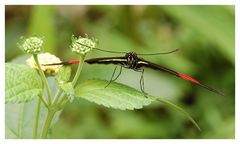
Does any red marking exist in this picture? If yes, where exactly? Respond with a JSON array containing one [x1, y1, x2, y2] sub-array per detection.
[[68, 60, 80, 64], [178, 73, 200, 85]]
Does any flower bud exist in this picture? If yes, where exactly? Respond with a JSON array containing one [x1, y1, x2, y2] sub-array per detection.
[[70, 35, 97, 55], [17, 36, 44, 54]]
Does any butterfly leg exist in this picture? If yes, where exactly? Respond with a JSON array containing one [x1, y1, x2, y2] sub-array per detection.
[[139, 69, 147, 97], [135, 69, 147, 97], [105, 66, 123, 88]]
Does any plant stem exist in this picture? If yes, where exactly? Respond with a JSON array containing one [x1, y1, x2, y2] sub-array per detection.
[[56, 54, 86, 107], [41, 110, 56, 138], [33, 97, 41, 138], [72, 54, 86, 86], [53, 55, 86, 109], [52, 89, 63, 106], [58, 94, 68, 106], [40, 54, 86, 139], [33, 54, 52, 105], [38, 94, 48, 108]]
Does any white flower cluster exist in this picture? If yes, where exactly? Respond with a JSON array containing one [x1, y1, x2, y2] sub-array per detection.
[[26, 52, 62, 75], [18, 36, 44, 54], [70, 35, 97, 55]]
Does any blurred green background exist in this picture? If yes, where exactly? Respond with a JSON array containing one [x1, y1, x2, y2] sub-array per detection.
[[5, 5, 235, 138]]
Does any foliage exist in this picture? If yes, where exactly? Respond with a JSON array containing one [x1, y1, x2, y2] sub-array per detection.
[[75, 79, 152, 110], [5, 63, 42, 103]]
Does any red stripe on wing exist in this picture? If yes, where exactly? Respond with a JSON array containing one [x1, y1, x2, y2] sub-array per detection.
[[178, 73, 224, 96], [178, 73, 200, 85], [68, 60, 80, 64]]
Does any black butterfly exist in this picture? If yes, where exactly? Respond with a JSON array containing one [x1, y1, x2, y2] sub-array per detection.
[[45, 49, 224, 96]]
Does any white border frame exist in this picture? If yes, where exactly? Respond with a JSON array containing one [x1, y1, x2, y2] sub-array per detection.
[[1, 1, 238, 144]]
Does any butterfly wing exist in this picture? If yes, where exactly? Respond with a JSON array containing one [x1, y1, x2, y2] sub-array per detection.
[[138, 58, 224, 96], [44, 57, 127, 66], [85, 57, 127, 66]]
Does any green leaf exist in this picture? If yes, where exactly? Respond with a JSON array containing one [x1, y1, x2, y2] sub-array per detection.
[[55, 66, 71, 83], [60, 82, 75, 102], [75, 79, 152, 110], [5, 98, 62, 138], [149, 96, 201, 131], [5, 63, 43, 103], [75, 79, 199, 130], [61, 82, 74, 95], [5, 124, 18, 138]]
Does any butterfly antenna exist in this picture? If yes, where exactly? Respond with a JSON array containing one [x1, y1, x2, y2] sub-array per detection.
[[93, 48, 126, 54], [76, 42, 97, 49], [138, 49, 179, 55], [76, 42, 126, 54], [76, 41, 179, 55]]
